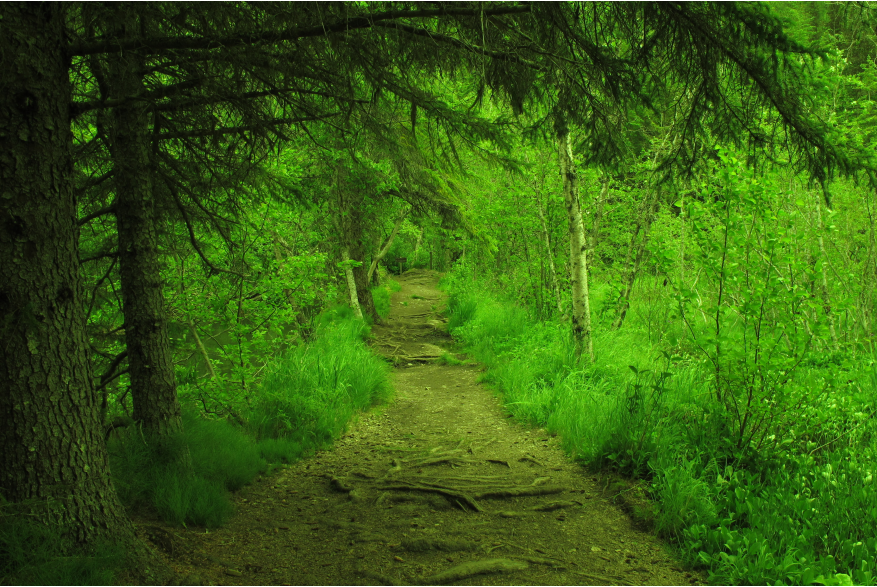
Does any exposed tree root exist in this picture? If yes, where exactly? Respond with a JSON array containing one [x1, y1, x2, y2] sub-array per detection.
[[329, 476, 353, 492], [416, 558, 528, 585], [569, 569, 635, 585], [497, 510, 530, 518], [378, 483, 483, 512], [401, 538, 480, 552], [473, 485, 564, 499], [355, 566, 401, 586], [416, 473, 526, 482], [407, 456, 476, 468], [513, 554, 568, 569], [530, 500, 581, 511]]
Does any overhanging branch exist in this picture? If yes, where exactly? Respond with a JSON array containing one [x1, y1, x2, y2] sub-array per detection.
[[68, 5, 532, 56]]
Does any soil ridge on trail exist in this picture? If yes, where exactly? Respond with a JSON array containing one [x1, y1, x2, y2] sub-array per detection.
[[146, 269, 703, 586]]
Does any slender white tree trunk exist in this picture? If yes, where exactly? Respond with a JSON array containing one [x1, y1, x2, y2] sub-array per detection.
[[342, 246, 363, 319], [368, 209, 407, 284], [558, 126, 594, 362], [413, 227, 424, 255]]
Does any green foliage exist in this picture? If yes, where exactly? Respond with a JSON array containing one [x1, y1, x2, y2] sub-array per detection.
[[108, 412, 258, 528], [248, 313, 391, 450], [444, 258, 877, 585], [113, 306, 390, 526], [183, 412, 266, 492], [671, 150, 827, 455], [436, 352, 466, 366], [0, 514, 125, 585], [651, 452, 718, 541], [372, 287, 390, 319], [152, 471, 234, 528]]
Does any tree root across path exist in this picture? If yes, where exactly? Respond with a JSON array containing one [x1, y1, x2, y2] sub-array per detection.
[[329, 442, 571, 515]]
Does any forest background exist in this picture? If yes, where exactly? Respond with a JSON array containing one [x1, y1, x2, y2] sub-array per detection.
[[3, 2, 877, 585]]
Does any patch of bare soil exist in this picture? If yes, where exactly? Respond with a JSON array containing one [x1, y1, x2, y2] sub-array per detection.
[[142, 269, 705, 586]]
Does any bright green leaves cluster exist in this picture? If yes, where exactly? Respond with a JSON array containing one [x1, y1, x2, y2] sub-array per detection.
[[673, 149, 830, 454], [164, 198, 337, 419]]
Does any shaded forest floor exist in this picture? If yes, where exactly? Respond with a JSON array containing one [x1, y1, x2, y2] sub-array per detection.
[[139, 270, 705, 586]]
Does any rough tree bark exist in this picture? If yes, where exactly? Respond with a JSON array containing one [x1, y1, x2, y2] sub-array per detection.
[[335, 167, 375, 320], [105, 6, 185, 437], [557, 123, 594, 362], [0, 1, 137, 548]]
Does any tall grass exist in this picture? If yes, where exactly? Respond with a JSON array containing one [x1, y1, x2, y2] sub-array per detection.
[[443, 269, 877, 586], [107, 309, 392, 530], [109, 412, 253, 527], [248, 309, 392, 450]]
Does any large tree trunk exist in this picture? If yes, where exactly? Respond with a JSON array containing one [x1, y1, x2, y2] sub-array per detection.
[[105, 7, 184, 437], [557, 124, 594, 362], [0, 2, 136, 548], [334, 161, 378, 322]]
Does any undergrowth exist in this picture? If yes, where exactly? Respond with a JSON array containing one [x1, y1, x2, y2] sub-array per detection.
[[4, 305, 393, 584], [442, 267, 877, 586], [107, 309, 390, 529], [0, 512, 125, 586]]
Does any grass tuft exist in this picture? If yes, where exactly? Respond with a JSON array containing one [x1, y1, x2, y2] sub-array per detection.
[[109, 413, 255, 528]]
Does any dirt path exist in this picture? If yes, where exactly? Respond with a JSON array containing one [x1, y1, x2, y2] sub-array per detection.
[[149, 270, 704, 586]]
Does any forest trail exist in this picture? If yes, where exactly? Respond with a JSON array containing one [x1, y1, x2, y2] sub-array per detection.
[[148, 270, 703, 586]]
